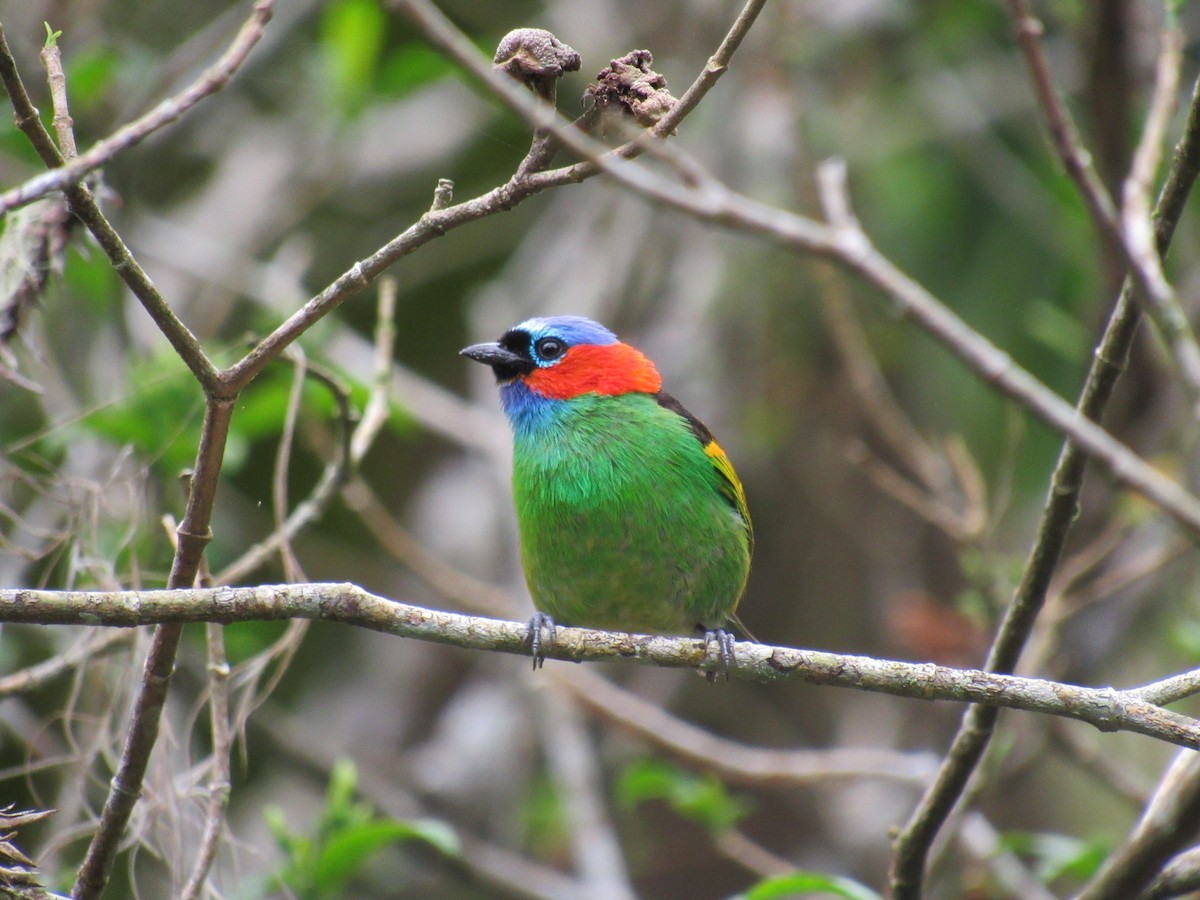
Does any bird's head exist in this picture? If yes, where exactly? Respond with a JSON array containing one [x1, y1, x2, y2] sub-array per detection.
[[461, 316, 662, 403]]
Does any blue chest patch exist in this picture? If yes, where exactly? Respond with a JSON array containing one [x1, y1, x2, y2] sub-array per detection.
[[500, 379, 567, 441]]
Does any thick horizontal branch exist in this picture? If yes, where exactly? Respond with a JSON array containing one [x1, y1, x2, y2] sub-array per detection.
[[4, 583, 1200, 750]]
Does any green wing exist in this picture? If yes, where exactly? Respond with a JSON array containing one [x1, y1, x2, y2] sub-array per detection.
[[655, 392, 753, 554]]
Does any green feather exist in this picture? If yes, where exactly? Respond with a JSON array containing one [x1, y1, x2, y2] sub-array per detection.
[[513, 392, 751, 635]]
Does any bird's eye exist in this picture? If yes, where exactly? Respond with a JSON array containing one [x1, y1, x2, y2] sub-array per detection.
[[535, 337, 565, 361]]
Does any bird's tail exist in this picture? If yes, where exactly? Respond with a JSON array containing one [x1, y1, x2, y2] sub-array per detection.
[[729, 612, 759, 643]]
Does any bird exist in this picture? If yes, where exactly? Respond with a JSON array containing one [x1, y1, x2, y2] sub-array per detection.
[[461, 315, 752, 678]]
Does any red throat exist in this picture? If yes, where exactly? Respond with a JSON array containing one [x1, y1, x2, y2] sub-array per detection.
[[524, 342, 663, 399]]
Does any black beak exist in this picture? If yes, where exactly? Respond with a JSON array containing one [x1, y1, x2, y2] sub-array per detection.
[[461, 341, 534, 380]]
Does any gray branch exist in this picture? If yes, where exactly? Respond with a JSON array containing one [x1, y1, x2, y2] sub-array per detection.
[[4, 583, 1200, 750]]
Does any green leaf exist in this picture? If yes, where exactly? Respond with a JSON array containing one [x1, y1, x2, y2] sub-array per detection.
[[264, 759, 459, 898], [519, 775, 569, 856], [212, 621, 291, 665], [378, 44, 455, 98], [1025, 297, 1087, 362], [741, 872, 882, 900], [65, 47, 119, 112], [1000, 831, 1109, 883], [617, 759, 750, 832], [77, 351, 205, 475], [326, 759, 361, 820], [319, 0, 387, 116], [314, 818, 460, 891], [44, 23, 62, 48], [64, 243, 120, 306], [1170, 618, 1200, 663]]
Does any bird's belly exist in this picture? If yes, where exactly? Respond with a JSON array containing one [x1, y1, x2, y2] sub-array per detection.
[[516, 480, 747, 635]]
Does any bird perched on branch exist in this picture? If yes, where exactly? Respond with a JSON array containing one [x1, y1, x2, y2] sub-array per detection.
[[462, 316, 752, 677]]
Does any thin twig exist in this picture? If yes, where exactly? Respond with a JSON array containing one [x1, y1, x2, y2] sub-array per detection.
[[1133, 667, 1200, 707], [340, 477, 517, 616], [71, 398, 236, 900], [0, 0, 276, 216], [1048, 722, 1150, 807], [161, 503, 232, 900], [0, 629, 131, 699], [553, 667, 938, 786], [1005, 0, 1121, 246], [1145, 846, 1200, 899], [178, 527, 231, 900], [815, 270, 952, 495], [1005, 3, 1200, 414], [40, 34, 77, 159], [350, 276, 397, 466], [214, 285, 389, 587], [273, 348, 309, 582], [177, 619, 232, 900], [0, 26, 221, 392], [535, 691, 635, 899], [1118, 24, 1200, 410], [714, 828, 795, 879], [845, 440, 979, 540]]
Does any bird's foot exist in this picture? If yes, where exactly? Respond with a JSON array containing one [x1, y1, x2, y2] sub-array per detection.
[[527, 612, 557, 670], [701, 628, 736, 683]]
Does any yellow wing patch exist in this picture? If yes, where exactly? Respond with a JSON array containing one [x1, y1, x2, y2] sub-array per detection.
[[704, 439, 753, 551]]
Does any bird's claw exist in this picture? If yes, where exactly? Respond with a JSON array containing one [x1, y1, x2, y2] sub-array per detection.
[[527, 612, 556, 670], [702, 628, 735, 683]]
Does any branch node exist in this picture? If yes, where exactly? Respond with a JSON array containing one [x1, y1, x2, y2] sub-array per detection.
[[176, 525, 214, 545], [1014, 10, 1044, 39], [429, 177, 454, 211], [108, 774, 142, 802], [1096, 687, 1128, 733], [815, 157, 855, 229]]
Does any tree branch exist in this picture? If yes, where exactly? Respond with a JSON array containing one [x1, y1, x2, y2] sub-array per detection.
[[1145, 846, 1200, 899], [2, 584, 1199, 750]]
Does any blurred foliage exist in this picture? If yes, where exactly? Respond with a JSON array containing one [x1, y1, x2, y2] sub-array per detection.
[[265, 759, 460, 899], [998, 831, 1110, 889], [516, 774, 570, 860], [740, 872, 882, 900], [319, 0, 389, 117], [618, 758, 751, 834], [2, 0, 1200, 897]]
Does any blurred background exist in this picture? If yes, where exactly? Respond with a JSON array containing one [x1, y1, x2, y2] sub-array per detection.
[[2, 0, 1200, 897]]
